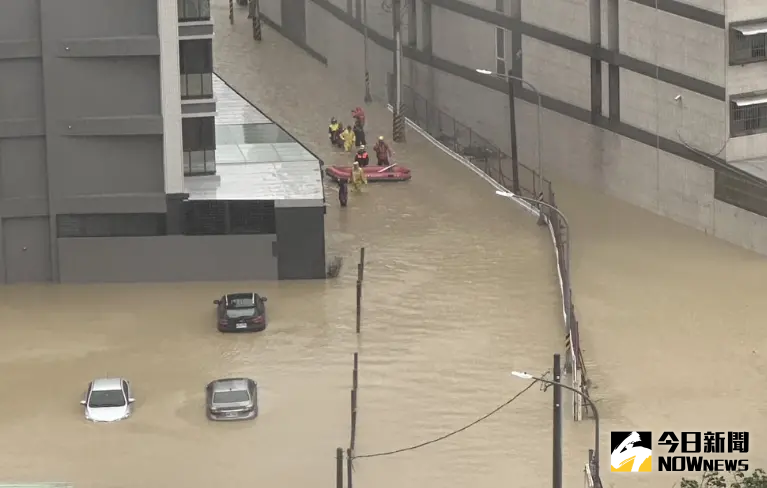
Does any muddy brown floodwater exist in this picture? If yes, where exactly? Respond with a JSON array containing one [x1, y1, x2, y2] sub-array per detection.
[[4, 2, 767, 488]]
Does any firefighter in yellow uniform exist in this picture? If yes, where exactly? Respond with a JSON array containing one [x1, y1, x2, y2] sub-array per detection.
[[341, 125, 356, 152], [350, 161, 367, 192]]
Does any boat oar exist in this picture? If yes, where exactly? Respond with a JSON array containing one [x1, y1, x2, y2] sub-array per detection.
[[377, 163, 398, 173]]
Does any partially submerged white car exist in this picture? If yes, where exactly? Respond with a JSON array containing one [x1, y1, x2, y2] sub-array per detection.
[[80, 378, 135, 422]]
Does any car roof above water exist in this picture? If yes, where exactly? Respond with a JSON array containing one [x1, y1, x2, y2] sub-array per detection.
[[225, 292, 259, 301], [91, 378, 124, 391], [209, 378, 252, 392]]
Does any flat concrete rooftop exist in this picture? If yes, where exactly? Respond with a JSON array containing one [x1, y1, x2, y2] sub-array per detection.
[[184, 74, 324, 206]]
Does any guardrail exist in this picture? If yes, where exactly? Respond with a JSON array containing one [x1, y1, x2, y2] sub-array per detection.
[[399, 84, 592, 421]]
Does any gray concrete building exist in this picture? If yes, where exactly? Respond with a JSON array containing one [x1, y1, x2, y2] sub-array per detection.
[[260, 0, 767, 254], [0, 0, 325, 283]]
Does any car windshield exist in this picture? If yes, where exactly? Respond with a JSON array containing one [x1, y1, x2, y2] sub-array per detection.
[[228, 296, 255, 308], [226, 308, 256, 318], [89, 389, 126, 408], [213, 390, 250, 404]]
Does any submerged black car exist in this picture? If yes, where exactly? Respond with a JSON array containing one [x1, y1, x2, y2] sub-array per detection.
[[214, 293, 268, 332]]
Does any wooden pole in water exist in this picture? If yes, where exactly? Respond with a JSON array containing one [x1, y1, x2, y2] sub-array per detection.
[[336, 447, 343, 488], [347, 448, 354, 488], [350, 389, 357, 451], [356, 247, 365, 333], [228, 0, 234, 24], [355, 271, 362, 333], [353, 352, 359, 390]]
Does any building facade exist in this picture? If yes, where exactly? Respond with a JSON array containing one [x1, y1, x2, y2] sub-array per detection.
[[260, 0, 767, 254], [0, 0, 325, 283]]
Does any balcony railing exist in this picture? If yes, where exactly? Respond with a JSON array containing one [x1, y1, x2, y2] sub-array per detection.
[[180, 73, 213, 100], [184, 150, 216, 176], [178, 0, 211, 21]]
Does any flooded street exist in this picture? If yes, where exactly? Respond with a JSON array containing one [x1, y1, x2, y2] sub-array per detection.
[[4, 3, 767, 488]]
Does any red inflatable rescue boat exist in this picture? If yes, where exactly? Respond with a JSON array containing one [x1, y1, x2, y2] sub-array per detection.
[[325, 164, 412, 183]]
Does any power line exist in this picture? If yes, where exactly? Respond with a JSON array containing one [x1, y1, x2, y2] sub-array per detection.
[[351, 378, 543, 460]]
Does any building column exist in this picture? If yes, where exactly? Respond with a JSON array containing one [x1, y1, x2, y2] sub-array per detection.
[[421, 0, 437, 120], [589, 0, 602, 122], [0, 218, 5, 283], [510, 0, 522, 79], [607, 0, 620, 120], [158, 0, 184, 196]]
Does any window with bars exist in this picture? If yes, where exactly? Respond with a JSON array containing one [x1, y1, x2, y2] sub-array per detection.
[[179, 39, 213, 99], [178, 0, 211, 21], [730, 96, 767, 137], [183, 201, 277, 235], [57, 214, 166, 238], [183, 116, 216, 175], [730, 23, 767, 65]]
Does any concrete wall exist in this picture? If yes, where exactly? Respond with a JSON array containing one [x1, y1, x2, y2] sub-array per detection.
[[58, 235, 278, 283], [275, 205, 326, 279], [0, 0, 170, 282]]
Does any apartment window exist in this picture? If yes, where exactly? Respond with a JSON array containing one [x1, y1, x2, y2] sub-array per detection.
[[495, 0, 504, 12], [56, 214, 166, 238], [183, 116, 216, 175], [178, 0, 211, 21], [495, 27, 506, 75], [179, 39, 213, 99], [730, 23, 767, 64], [730, 95, 767, 137], [183, 201, 276, 235]]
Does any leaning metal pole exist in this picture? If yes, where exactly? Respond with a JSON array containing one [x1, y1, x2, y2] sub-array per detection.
[[392, 0, 405, 142], [363, 0, 372, 103]]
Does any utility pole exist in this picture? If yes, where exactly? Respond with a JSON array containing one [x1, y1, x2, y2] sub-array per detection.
[[362, 0, 372, 103], [391, 0, 405, 142], [553, 353, 563, 488], [506, 69, 520, 193]]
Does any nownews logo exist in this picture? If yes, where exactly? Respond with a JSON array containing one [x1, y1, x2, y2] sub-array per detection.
[[610, 431, 750, 473]]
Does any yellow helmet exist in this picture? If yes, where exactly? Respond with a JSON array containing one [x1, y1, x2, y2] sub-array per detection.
[[379, 136, 384, 141]]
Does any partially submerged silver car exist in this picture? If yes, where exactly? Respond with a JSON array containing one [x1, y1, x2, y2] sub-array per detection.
[[206, 378, 258, 421], [81, 378, 135, 422]]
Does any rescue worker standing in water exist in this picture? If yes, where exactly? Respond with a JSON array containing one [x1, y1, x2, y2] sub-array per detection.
[[328, 118, 341, 147], [355, 145, 370, 167], [341, 125, 356, 152], [338, 178, 348, 207], [353, 120, 366, 147], [373, 136, 392, 166], [350, 161, 367, 192], [352, 107, 365, 128]]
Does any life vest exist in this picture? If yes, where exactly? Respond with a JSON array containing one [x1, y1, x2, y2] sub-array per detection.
[[330, 123, 340, 132], [357, 151, 369, 160]]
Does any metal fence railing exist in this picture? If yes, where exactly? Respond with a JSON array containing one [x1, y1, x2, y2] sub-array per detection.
[[402, 86, 543, 200], [399, 84, 600, 485]]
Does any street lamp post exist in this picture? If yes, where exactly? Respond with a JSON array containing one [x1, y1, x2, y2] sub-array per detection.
[[495, 191, 570, 272], [512, 370, 601, 483], [475, 69, 544, 196]]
